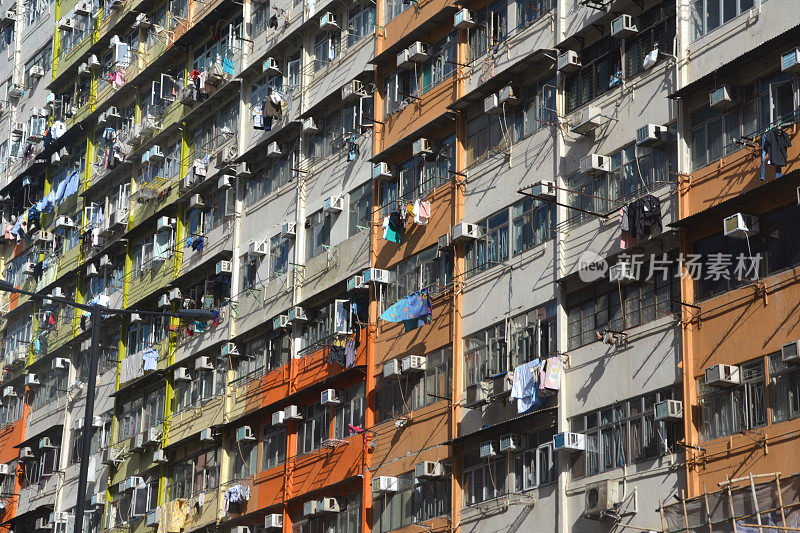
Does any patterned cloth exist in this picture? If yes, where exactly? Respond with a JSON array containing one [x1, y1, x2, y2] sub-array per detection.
[[380, 289, 432, 323]]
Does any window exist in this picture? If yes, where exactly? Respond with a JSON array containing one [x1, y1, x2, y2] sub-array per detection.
[[0, 383, 24, 427], [301, 295, 368, 350], [377, 346, 452, 421], [348, 182, 372, 237], [396, 135, 454, 202], [307, 99, 373, 161], [132, 474, 159, 518], [234, 333, 290, 380], [691, 0, 755, 40], [26, 446, 59, 485], [512, 196, 554, 255], [373, 473, 450, 532], [70, 417, 107, 463], [384, 69, 417, 115], [313, 30, 339, 71], [699, 360, 766, 441], [570, 387, 682, 478], [1, 461, 16, 494], [624, 2, 676, 79], [167, 449, 219, 500], [770, 353, 800, 423], [334, 383, 366, 438], [466, 211, 509, 275], [347, 4, 375, 46], [173, 358, 227, 413], [463, 451, 506, 505], [389, 246, 453, 304], [564, 36, 621, 113], [468, 0, 506, 62], [465, 304, 556, 387], [517, 430, 557, 490], [231, 434, 258, 480], [261, 427, 286, 471], [517, 0, 554, 25], [24, 0, 53, 27], [287, 51, 301, 88], [0, 23, 13, 57], [306, 210, 332, 260], [419, 33, 455, 94], [245, 151, 293, 205], [297, 402, 330, 455], [269, 235, 291, 277], [24, 45, 51, 88], [32, 366, 68, 410], [61, 14, 91, 55], [383, 0, 411, 24], [126, 316, 167, 355], [293, 493, 361, 533], [567, 262, 678, 350]]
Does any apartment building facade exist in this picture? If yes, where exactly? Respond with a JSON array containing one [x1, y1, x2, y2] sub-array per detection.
[[0, 0, 798, 532]]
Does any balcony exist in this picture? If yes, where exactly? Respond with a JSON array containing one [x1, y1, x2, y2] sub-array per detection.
[[126, 256, 176, 308], [16, 475, 58, 516], [26, 394, 69, 440], [177, 220, 235, 279], [127, 174, 181, 232], [375, 0, 457, 61], [52, 32, 95, 86], [65, 93, 96, 131], [171, 314, 229, 367], [303, 35, 375, 112], [165, 395, 225, 446], [34, 309, 76, 362]]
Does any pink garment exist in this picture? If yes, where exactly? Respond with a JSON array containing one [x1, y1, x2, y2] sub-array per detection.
[[418, 200, 431, 219], [543, 357, 561, 391], [619, 206, 636, 249]]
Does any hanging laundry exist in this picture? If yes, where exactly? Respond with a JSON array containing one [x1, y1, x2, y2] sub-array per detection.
[[344, 338, 356, 368], [224, 484, 251, 513], [619, 205, 635, 249], [626, 195, 662, 239], [380, 289, 432, 323], [51, 121, 67, 139], [642, 43, 659, 70], [510, 360, 542, 414], [328, 344, 346, 367], [542, 357, 561, 391], [761, 126, 792, 180], [388, 210, 404, 233], [268, 14, 278, 28], [193, 159, 207, 177], [414, 199, 430, 225], [252, 103, 265, 129], [347, 140, 359, 161], [382, 216, 400, 243]]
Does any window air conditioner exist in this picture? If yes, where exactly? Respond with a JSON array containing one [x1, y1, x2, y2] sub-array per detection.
[[200, 428, 215, 442], [465, 382, 488, 407], [158, 294, 171, 308], [303, 500, 318, 517], [402, 355, 426, 373], [281, 222, 296, 238], [35, 230, 53, 243], [342, 80, 366, 101], [479, 441, 496, 458], [273, 315, 289, 329], [91, 492, 105, 507], [20, 447, 35, 460], [35, 518, 52, 530], [396, 48, 413, 69], [265, 515, 283, 529], [0, 464, 10, 475], [452, 222, 482, 242], [157, 216, 175, 232], [723, 213, 759, 239], [654, 399, 683, 422], [323, 195, 343, 213], [781, 340, 800, 363], [52, 357, 70, 370], [272, 410, 286, 426], [173, 367, 191, 381], [221, 343, 239, 357], [236, 426, 255, 442], [78, 63, 90, 77], [29, 65, 44, 78], [218, 175, 234, 190], [412, 138, 432, 157], [284, 405, 302, 420], [610, 14, 637, 38], [363, 268, 391, 284], [499, 434, 520, 452], [407, 41, 428, 62], [704, 364, 740, 387], [143, 427, 160, 445], [195, 356, 214, 371], [2, 386, 16, 398], [347, 275, 364, 292], [75, 1, 92, 14], [585, 479, 621, 516], [130, 313, 143, 323], [25, 374, 40, 386], [267, 142, 282, 157], [580, 154, 610, 176], [636, 123, 668, 146], [319, 12, 338, 31], [318, 497, 340, 514], [454, 8, 474, 29], [553, 431, 586, 452], [570, 105, 603, 135], [320, 389, 340, 406], [484, 93, 500, 114], [216, 260, 232, 274], [492, 372, 512, 397], [414, 461, 444, 479], [383, 359, 401, 378], [263, 57, 281, 75], [12, 121, 24, 134], [498, 85, 518, 105], [781, 48, 800, 73], [709, 85, 736, 109], [373, 162, 393, 180], [55, 216, 75, 230], [39, 437, 55, 449], [372, 476, 399, 493], [188, 194, 205, 210], [557, 50, 581, 72], [58, 16, 75, 30], [302, 117, 319, 134]]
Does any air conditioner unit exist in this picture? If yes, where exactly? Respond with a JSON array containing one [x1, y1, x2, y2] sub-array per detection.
[[454, 8, 474, 29], [271, 410, 286, 425], [781, 47, 800, 73], [320, 389, 340, 406], [396, 48, 413, 69], [107, 106, 120, 119], [323, 195, 343, 213], [318, 497, 340, 514], [383, 359, 401, 378], [492, 372, 512, 397], [182, 173, 198, 191], [302, 117, 319, 134], [235, 162, 251, 179], [126, 476, 144, 491], [38, 436, 55, 449], [484, 93, 500, 114], [56, 216, 76, 229], [412, 138, 432, 157], [273, 315, 289, 329], [25, 374, 40, 386], [465, 382, 488, 407], [709, 85, 736, 109], [452, 222, 482, 242], [558, 50, 581, 72], [29, 65, 45, 78], [498, 85, 518, 105], [188, 194, 205, 210], [723, 213, 759, 239], [221, 343, 239, 358], [363, 268, 391, 284], [2, 386, 16, 398], [479, 441, 496, 458], [99, 255, 112, 268], [610, 14, 637, 37], [156, 216, 175, 232], [705, 364, 740, 387], [407, 41, 428, 62], [553, 432, 586, 452], [78, 63, 90, 77], [86, 263, 99, 277], [782, 340, 800, 363], [143, 427, 160, 445], [437, 233, 453, 256], [216, 260, 232, 275], [35, 518, 52, 530], [133, 433, 145, 451], [267, 142, 282, 157], [570, 105, 603, 135], [585, 479, 621, 516], [149, 145, 164, 162], [58, 16, 75, 30], [75, 1, 92, 14], [288, 307, 307, 324], [319, 11, 338, 31], [218, 175, 233, 190], [347, 275, 364, 292], [0, 464, 10, 475], [499, 434, 520, 452], [373, 162, 392, 180], [609, 262, 639, 283], [173, 367, 191, 381], [3, 10, 15, 22], [20, 447, 35, 460], [200, 428, 215, 442], [195, 356, 214, 371], [130, 313, 143, 323], [236, 426, 255, 442], [34, 230, 54, 244], [281, 222, 296, 238], [303, 500, 318, 517], [284, 405, 302, 420], [247, 240, 267, 257], [342, 80, 366, 101], [654, 399, 683, 422], [133, 13, 151, 29], [527, 180, 556, 201], [158, 294, 171, 308], [51, 287, 65, 299], [636, 124, 668, 146], [52, 357, 70, 369], [402, 355, 426, 373], [12, 121, 24, 134], [263, 57, 281, 75], [87, 54, 101, 70], [91, 492, 105, 507], [8, 84, 22, 98], [265, 514, 283, 529], [372, 476, 399, 493], [580, 154, 610, 176], [415, 461, 444, 479]]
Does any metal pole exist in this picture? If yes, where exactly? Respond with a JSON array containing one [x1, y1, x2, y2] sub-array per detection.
[[73, 304, 102, 533]]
